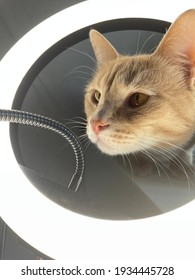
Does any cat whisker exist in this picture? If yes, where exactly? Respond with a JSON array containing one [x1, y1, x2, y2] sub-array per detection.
[[138, 142, 175, 187], [72, 130, 90, 152], [120, 154, 127, 168], [132, 152, 141, 170], [69, 125, 86, 130], [66, 121, 87, 127], [78, 134, 88, 140], [73, 116, 87, 122], [85, 141, 91, 152], [64, 63, 95, 81], [157, 147, 194, 191], [124, 154, 135, 182], [136, 31, 142, 55], [60, 117, 86, 127], [71, 65, 96, 73], [78, 132, 89, 142], [65, 75, 91, 81], [144, 136, 192, 157], [67, 70, 93, 78], [139, 32, 156, 54], [68, 47, 97, 65], [149, 45, 159, 53], [66, 64, 95, 75], [144, 136, 195, 180], [141, 143, 174, 174], [65, 118, 87, 126], [140, 138, 194, 191], [147, 152, 175, 188], [81, 137, 91, 152], [138, 146, 162, 177]]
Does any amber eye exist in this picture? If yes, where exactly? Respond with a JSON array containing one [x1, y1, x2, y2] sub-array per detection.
[[92, 90, 101, 105], [128, 92, 149, 108]]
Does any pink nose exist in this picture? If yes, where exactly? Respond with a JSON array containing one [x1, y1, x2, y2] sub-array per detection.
[[90, 119, 110, 135]]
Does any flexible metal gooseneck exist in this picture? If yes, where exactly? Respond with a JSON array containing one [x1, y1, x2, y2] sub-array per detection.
[[0, 109, 84, 191]]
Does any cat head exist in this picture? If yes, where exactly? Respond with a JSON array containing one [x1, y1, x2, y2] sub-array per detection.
[[84, 10, 195, 155]]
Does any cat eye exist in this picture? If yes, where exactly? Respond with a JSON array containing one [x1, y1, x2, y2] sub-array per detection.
[[92, 90, 101, 105], [128, 92, 149, 108]]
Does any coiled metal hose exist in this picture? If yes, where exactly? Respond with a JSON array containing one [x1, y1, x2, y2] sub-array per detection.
[[0, 109, 84, 192]]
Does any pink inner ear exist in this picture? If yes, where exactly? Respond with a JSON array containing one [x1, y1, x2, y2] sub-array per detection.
[[191, 68, 195, 87], [187, 40, 195, 85], [89, 29, 118, 65], [155, 10, 195, 86]]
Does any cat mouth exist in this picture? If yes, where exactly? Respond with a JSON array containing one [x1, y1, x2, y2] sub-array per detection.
[[87, 129, 117, 155], [95, 138, 115, 154], [87, 125, 141, 155], [90, 134, 130, 155], [90, 132, 151, 155], [96, 137, 139, 156]]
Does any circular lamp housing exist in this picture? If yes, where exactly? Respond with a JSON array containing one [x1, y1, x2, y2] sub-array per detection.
[[0, 0, 195, 260]]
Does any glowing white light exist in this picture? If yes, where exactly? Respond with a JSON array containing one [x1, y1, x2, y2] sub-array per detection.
[[0, 0, 195, 260]]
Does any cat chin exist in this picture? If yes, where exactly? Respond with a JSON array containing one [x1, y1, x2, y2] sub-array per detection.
[[95, 139, 140, 156], [88, 135, 120, 155], [96, 141, 119, 155], [90, 137, 116, 155]]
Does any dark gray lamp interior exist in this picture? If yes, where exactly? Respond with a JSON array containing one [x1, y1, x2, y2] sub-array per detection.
[[10, 18, 195, 220]]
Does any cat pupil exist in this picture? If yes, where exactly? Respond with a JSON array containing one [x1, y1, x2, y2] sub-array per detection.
[[134, 93, 139, 105], [128, 92, 149, 108], [92, 90, 101, 105]]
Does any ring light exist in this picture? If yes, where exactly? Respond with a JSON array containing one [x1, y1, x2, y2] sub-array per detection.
[[0, 0, 195, 260]]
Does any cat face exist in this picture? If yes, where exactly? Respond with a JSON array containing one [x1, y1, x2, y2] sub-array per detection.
[[84, 10, 195, 156]]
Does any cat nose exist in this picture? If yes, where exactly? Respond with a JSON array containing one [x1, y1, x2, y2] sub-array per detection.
[[90, 119, 110, 135]]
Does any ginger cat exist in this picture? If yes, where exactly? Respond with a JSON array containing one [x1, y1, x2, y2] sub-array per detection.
[[84, 10, 195, 177]]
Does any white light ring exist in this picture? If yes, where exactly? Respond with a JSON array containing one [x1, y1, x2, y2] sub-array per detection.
[[0, 0, 195, 260]]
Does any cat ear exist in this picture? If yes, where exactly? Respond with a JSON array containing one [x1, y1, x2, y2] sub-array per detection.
[[155, 9, 195, 87], [89, 29, 119, 65]]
